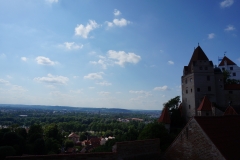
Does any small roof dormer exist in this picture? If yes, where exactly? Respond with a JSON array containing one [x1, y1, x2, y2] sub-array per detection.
[[197, 96, 212, 111], [224, 106, 238, 115]]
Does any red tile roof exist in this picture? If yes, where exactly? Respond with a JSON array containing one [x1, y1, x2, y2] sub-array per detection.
[[195, 116, 240, 160], [218, 56, 236, 66], [158, 106, 171, 124], [68, 132, 79, 138], [224, 106, 238, 115], [178, 103, 183, 116], [224, 84, 240, 90], [188, 46, 209, 67], [197, 96, 212, 111]]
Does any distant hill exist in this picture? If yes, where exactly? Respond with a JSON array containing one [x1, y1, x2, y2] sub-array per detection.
[[0, 104, 161, 114]]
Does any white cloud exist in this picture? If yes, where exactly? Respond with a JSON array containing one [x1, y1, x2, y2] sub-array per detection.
[[106, 18, 130, 28], [34, 74, 69, 84], [45, 0, 58, 3], [62, 42, 83, 50], [106, 22, 114, 27], [113, 18, 130, 27], [129, 90, 152, 97], [0, 79, 26, 93], [114, 9, 121, 16], [83, 72, 104, 80], [11, 85, 27, 92], [220, 0, 234, 8], [73, 76, 79, 79], [168, 61, 174, 65], [130, 96, 144, 101], [75, 20, 99, 38], [107, 50, 141, 67], [36, 56, 56, 65], [208, 33, 215, 39], [153, 85, 168, 91], [70, 89, 83, 94], [96, 81, 112, 86], [98, 91, 110, 96], [225, 25, 235, 31], [129, 90, 147, 94], [90, 59, 108, 69], [0, 79, 10, 85], [21, 57, 27, 61], [89, 87, 95, 89]]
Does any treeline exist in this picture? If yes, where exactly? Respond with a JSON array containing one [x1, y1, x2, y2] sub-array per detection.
[[0, 109, 156, 158]]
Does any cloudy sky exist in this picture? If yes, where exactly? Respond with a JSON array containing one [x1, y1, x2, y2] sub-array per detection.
[[0, 0, 239, 110]]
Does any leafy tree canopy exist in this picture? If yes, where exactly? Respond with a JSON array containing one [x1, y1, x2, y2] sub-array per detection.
[[163, 96, 180, 110]]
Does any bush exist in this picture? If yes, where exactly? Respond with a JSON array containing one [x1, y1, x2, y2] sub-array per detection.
[[0, 146, 16, 159]]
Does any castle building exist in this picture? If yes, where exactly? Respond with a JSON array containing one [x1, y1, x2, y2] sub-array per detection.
[[218, 55, 240, 80], [181, 45, 240, 120]]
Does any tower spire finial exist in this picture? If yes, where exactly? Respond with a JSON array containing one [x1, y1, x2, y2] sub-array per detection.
[[198, 42, 199, 46]]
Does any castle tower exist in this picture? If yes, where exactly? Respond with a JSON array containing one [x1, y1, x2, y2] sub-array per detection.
[[181, 46, 225, 120]]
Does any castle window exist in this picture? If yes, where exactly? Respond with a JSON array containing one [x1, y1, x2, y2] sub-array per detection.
[[189, 105, 191, 109], [190, 78, 193, 82], [233, 72, 236, 76], [205, 67, 208, 70], [222, 68, 225, 71], [186, 89, 188, 94], [208, 86, 211, 91], [229, 91, 233, 94], [200, 67, 202, 70], [191, 88, 192, 93], [186, 127, 189, 139], [206, 112, 209, 116], [185, 78, 187, 84], [207, 75, 210, 81], [230, 67, 233, 70], [197, 88, 200, 92]]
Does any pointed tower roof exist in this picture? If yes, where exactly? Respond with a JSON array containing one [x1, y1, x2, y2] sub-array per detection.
[[197, 96, 212, 111], [158, 106, 171, 124], [219, 56, 236, 66], [188, 46, 209, 66], [224, 106, 238, 115]]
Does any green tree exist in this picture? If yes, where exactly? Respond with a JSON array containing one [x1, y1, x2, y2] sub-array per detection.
[[138, 122, 174, 151], [0, 146, 16, 159], [163, 96, 180, 110], [222, 70, 231, 84], [44, 123, 62, 143], [33, 138, 46, 155], [28, 124, 43, 143], [2, 132, 24, 155], [64, 139, 74, 148]]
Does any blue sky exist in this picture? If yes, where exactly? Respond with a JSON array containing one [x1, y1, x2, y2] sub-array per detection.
[[0, 0, 239, 110]]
